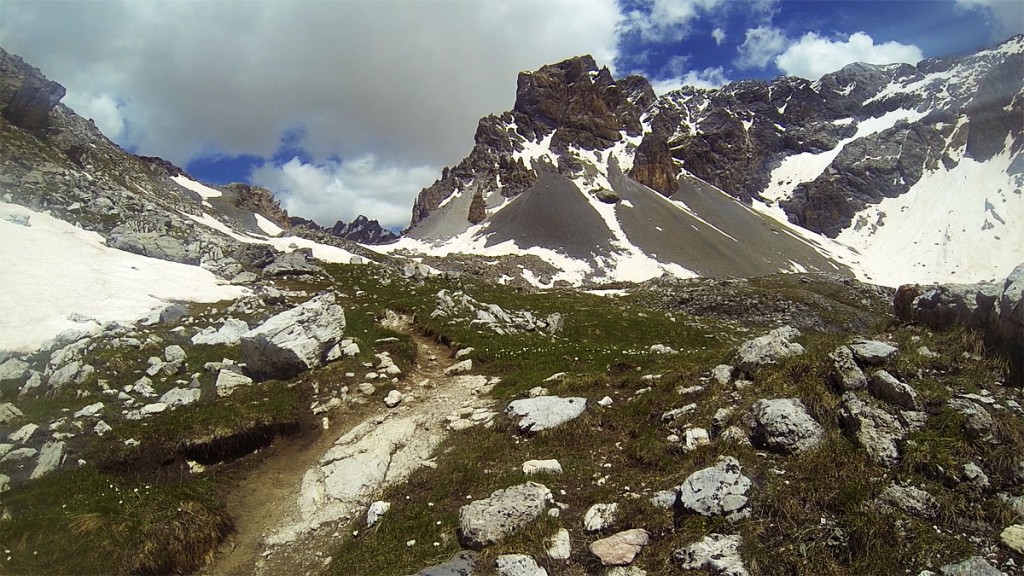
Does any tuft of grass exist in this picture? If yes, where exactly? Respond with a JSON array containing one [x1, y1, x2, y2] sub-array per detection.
[[0, 468, 232, 575]]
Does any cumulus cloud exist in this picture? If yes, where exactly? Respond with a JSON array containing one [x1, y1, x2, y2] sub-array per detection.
[[956, 0, 1024, 38], [651, 66, 730, 94], [250, 156, 437, 231], [620, 0, 727, 42], [735, 26, 788, 69], [61, 92, 128, 141], [711, 27, 727, 45], [0, 1, 622, 226], [775, 31, 924, 80]]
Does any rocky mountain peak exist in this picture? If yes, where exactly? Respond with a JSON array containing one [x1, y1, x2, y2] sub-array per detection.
[[224, 183, 290, 229], [512, 54, 649, 150], [0, 47, 67, 132]]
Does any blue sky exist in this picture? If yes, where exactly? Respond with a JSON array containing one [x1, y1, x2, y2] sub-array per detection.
[[1, 0, 1020, 229]]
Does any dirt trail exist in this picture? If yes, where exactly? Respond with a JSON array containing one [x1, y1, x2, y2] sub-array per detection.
[[203, 330, 493, 576]]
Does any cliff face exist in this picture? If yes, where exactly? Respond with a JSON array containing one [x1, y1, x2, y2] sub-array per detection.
[[0, 48, 66, 132]]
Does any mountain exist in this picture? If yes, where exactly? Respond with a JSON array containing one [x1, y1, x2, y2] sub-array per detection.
[[288, 214, 399, 245], [401, 37, 1024, 287], [2, 45, 1023, 576]]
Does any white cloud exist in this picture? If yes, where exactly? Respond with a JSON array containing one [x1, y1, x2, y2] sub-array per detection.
[[775, 31, 924, 80], [711, 27, 726, 45], [250, 156, 437, 230], [652, 66, 730, 94], [956, 0, 1024, 38], [61, 92, 127, 141], [0, 1, 621, 227], [735, 26, 788, 69], [621, 0, 727, 42]]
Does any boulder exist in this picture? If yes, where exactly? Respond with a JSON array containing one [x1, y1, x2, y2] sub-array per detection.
[[673, 533, 749, 576], [0, 358, 29, 382], [0, 402, 24, 424], [590, 529, 650, 566], [711, 364, 734, 386], [734, 326, 804, 374], [407, 551, 478, 576], [366, 501, 390, 527], [458, 482, 552, 548], [830, 346, 867, 390], [241, 293, 346, 380], [216, 369, 254, 397], [506, 396, 587, 432], [947, 397, 993, 439], [848, 339, 898, 364], [868, 370, 920, 410], [522, 459, 562, 475], [677, 456, 752, 518], [877, 483, 937, 519], [937, 556, 1001, 576], [583, 502, 618, 532], [749, 398, 823, 454], [494, 554, 547, 576], [445, 359, 473, 376], [1001, 524, 1024, 554], [262, 248, 324, 277], [30, 440, 65, 479], [191, 318, 250, 346], [159, 387, 201, 408], [546, 528, 571, 560], [9, 423, 39, 444], [839, 393, 905, 466]]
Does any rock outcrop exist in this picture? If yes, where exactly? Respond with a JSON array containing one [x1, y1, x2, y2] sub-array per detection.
[[894, 262, 1024, 351], [0, 48, 66, 131], [458, 482, 553, 548], [240, 293, 346, 380]]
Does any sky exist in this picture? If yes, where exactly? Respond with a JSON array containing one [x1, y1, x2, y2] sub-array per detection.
[[1, 0, 1021, 230]]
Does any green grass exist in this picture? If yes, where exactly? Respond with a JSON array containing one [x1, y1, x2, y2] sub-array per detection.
[[0, 467, 231, 575]]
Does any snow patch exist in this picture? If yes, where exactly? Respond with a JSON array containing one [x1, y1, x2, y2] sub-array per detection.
[[171, 175, 222, 199], [255, 214, 284, 236], [0, 202, 246, 353]]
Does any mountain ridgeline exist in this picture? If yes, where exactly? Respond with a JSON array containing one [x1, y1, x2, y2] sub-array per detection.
[[406, 36, 1023, 285]]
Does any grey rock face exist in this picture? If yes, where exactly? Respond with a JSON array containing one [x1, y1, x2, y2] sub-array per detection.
[[677, 456, 752, 518], [673, 533, 749, 576], [848, 339, 898, 365], [830, 346, 867, 391], [241, 293, 346, 380], [894, 263, 1023, 350], [458, 482, 552, 548], [868, 370, 920, 410], [505, 396, 587, 432], [0, 48, 66, 131], [839, 392, 905, 466], [749, 398, 823, 454], [107, 231, 197, 265], [734, 326, 804, 374]]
